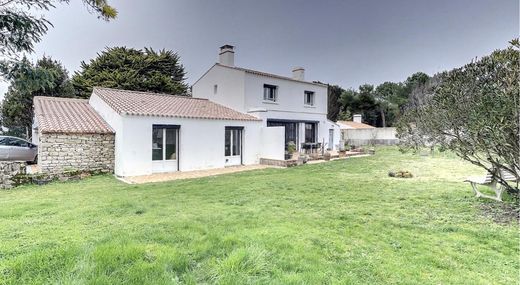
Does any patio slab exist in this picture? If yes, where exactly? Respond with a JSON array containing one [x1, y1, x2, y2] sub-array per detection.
[[120, 164, 273, 184]]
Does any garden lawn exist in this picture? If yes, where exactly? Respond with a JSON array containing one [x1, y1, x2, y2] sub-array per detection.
[[0, 148, 518, 284]]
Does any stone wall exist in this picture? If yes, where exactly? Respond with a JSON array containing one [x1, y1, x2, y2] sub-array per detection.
[[0, 162, 26, 189], [38, 133, 115, 173]]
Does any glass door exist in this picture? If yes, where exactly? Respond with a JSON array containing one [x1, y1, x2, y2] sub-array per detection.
[[225, 127, 242, 166], [152, 125, 179, 173]]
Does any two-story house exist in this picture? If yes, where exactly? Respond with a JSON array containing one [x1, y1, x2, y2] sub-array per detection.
[[193, 45, 340, 152], [31, 45, 340, 177]]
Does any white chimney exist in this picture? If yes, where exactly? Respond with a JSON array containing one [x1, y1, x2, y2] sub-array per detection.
[[292, 67, 305, 80], [219, 44, 235, 66], [353, 114, 362, 123]]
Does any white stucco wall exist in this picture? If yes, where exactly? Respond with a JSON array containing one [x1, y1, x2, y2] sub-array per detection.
[[192, 64, 246, 113], [114, 115, 262, 176], [192, 64, 339, 150], [342, 127, 399, 146], [259, 126, 285, 160], [243, 73, 328, 115], [89, 93, 125, 175]]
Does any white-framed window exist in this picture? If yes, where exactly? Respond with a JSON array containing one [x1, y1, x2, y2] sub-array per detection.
[[263, 84, 277, 102], [304, 91, 315, 106]]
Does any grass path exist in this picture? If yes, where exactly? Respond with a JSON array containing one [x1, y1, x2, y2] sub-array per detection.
[[0, 148, 518, 284]]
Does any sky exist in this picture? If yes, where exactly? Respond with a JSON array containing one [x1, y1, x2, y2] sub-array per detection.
[[2, 0, 518, 96]]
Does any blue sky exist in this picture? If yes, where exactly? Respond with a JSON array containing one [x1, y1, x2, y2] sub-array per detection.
[[2, 0, 518, 95]]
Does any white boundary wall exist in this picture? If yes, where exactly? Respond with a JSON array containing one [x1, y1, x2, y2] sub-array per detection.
[[342, 127, 398, 146]]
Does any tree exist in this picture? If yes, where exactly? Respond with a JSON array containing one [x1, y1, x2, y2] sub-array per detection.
[[397, 39, 519, 198], [327, 85, 344, 121], [72, 47, 188, 98], [0, 0, 116, 58], [375, 82, 402, 127], [0, 56, 74, 137]]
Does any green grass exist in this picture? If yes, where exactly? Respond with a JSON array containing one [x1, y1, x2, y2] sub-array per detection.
[[0, 148, 518, 284]]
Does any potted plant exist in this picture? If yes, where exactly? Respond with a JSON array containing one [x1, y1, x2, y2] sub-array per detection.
[[285, 141, 297, 160], [323, 151, 331, 161]]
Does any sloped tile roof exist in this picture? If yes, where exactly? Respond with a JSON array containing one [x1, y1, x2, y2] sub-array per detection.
[[34, 97, 114, 134], [93, 87, 261, 121], [337, 120, 375, 129], [215, 64, 328, 87]]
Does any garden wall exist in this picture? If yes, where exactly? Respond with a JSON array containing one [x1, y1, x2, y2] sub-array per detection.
[[342, 127, 398, 146], [0, 162, 26, 189], [38, 133, 115, 173]]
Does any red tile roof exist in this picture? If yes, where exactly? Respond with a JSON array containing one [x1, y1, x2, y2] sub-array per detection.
[[93, 87, 261, 121], [337, 120, 375, 129], [34, 97, 114, 134]]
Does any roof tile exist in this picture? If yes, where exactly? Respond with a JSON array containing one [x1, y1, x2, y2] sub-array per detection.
[[93, 87, 261, 121], [34, 97, 114, 134]]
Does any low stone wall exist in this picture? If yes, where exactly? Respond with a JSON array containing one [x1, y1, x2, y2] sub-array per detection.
[[260, 158, 298, 167], [39, 133, 115, 174], [0, 162, 26, 189]]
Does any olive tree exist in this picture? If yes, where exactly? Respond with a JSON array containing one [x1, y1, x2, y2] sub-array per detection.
[[397, 39, 519, 197]]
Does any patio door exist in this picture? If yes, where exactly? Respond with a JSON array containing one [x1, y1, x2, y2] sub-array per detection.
[[152, 125, 179, 173], [225, 127, 242, 166]]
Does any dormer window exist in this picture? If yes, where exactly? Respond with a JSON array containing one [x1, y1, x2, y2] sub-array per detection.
[[304, 91, 315, 106], [263, 84, 277, 102]]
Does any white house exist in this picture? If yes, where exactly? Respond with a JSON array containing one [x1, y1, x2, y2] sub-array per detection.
[[88, 87, 271, 176], [192, 45, 340, 152], [32, 45, 340, 177]]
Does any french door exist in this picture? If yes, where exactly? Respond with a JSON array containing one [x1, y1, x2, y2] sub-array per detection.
[[225, 127, 243, 166], [152, 125, 179, 173]]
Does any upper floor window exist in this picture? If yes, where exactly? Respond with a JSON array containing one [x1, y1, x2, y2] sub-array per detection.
[[304, 91, 315, 106], [213, 84, 218, 94], [263, 84, 277, 102]]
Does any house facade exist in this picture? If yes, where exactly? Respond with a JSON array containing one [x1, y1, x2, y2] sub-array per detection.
[[192, 45, 340, 151], [88, 88, 270, 176], [32, 45, 340, 177]]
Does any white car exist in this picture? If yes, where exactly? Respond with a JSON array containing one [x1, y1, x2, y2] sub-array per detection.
[[0, 136, 38, 163]]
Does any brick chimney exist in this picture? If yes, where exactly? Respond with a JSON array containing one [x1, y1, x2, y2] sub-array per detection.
[[219, 45, 235, 67]]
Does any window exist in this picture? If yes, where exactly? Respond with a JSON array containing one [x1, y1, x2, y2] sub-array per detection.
[[263, 84, 277, 102], [152, 125, 178, 161], [213, 84, 218, 94], [305, 123, 317, 143], [304, 91, 315, 106], [267, 120, 298, 150], [7, 138, 29, 147]]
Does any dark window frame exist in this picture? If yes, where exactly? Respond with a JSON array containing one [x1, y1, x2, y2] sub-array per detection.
[[263, 84, 278, 102], [304, 91, 315, 106], [152, 125, 180, 162]]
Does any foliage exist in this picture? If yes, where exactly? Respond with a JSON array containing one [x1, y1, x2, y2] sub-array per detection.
[[331, 72, 429, 127], [0, 56, 74, 138], [0, 148, 517, 284], [0, 0, 116, 58], [287, 141, 296, 154], [327, 85, 343, 121], [72, 47, 188, 98], [397, 39, 519, 196]]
